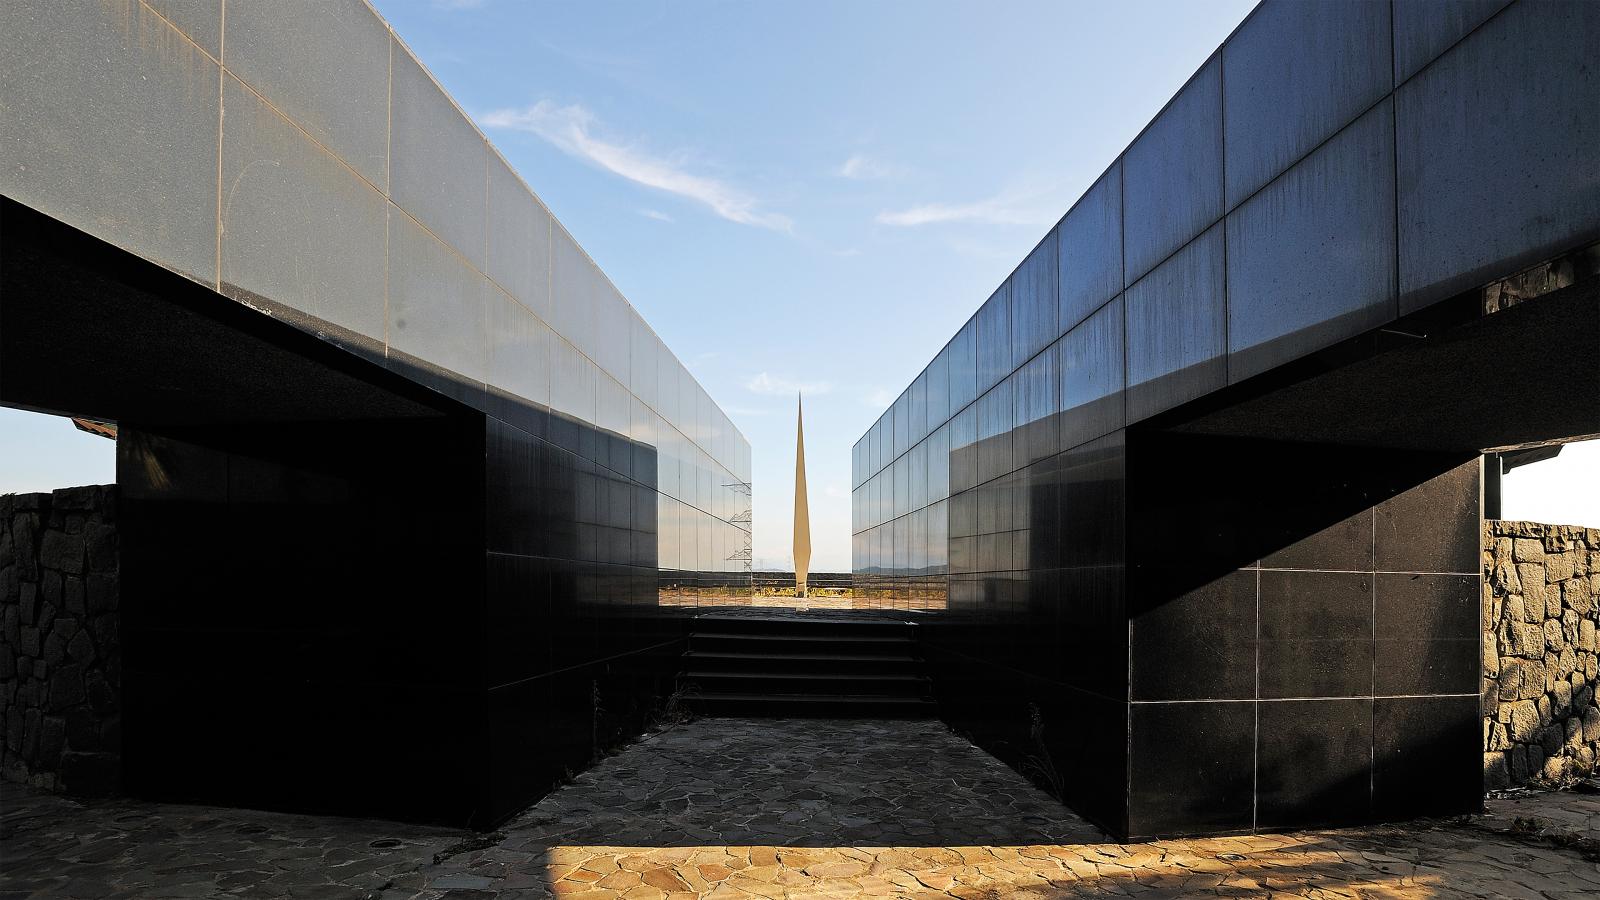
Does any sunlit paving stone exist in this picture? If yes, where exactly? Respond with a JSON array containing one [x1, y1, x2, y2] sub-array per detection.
[[8, 718, 1598, 897]]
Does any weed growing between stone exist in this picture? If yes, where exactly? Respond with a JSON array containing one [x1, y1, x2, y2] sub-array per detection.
[[1021, 702, 1066, 802]]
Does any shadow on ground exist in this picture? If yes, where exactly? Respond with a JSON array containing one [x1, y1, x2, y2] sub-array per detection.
[[4, 719, 1600, 898], [508, 717, 1103, 849]]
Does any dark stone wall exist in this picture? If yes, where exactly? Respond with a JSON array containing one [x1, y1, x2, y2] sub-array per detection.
[[918, 430, 1129, 836], [0, 485, 120, 794], [0, 196, 740, 829], [480, 408, 689, 826], [1124, 434, 1482, 838], [118, 418, 488, 826], [117, 408, 697, 830], [917, 433, 1485, 840]]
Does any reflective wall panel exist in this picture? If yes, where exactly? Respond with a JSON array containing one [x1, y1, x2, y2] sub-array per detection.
[[1057, 163, 1124, 333], [487, 156, 553, 323], [219, 74, 388, 346], [1125, 224, 1225, 422], [1392, 0, 1511, 83], [1221, 0, 1391, 208], [852, 0, 1591, 840], [223, 0, 391, 190], [0, 0, 219, 285], [0, 0, 752, 530], [1225, 102, 1396, 381], [389, 42, 487, 270], [0, 0, 753, 831], [1122, 55, 1222, 283], [1057, 297, 1124, 451], [1396, 0, 1600, 311]]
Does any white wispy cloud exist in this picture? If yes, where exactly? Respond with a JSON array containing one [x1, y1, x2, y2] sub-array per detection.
[[639, 208, 674, 223], [863, 387, 896, 408], [481, 101, 792, 231], [944, 235, 1026, 261], [835, 154, 905, 180], [746, 372, 831, 396], [876, 182, 1063, 227]]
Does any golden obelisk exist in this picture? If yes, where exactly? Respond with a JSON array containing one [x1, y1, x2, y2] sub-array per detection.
[[793, 393, 811, 598]]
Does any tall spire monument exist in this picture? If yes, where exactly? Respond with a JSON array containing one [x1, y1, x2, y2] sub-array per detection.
[[793, 393, 811, 598]]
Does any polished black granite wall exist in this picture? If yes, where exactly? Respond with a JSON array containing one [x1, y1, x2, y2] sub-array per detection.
[[1125, 434, 1481, 837], [481, 409, 685, 826], [856, 0, 1596, 839], [117, 409, 687, 828], [0, 0, 756, 549], [3, 197, 719, 829], [856, 1, 1599, 588], [921, 430, 1482, 839], [1, 0, 759, 810], [922, 429, 1129, 832], [3, 0, 752, 829], [115, 411, 693, 828], [118, 419, 487, 823]]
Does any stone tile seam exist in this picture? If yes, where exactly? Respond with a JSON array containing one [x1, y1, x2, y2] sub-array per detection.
[[1254, 567, 1481, 576], [1219, 39, 1231, 393], [434, 397, 751, 527], [857, 432, 1125, 528], [852, 569, 1480, 579], [857, 0, 1522, 475], [175, 27, 745, 478], [868, 107, 1391, 485], [489, 637, 684, 691], [378, 16, 654, 324], [213, 0, 224, 291], [451, 284, 749, 492], [1253, 563, 1261, 831], [1372, 496, 1379, 802], [1130, 693, 1480, 705], [1388, 0, 1403, 326], [484, 550, 751, 569], [134, 0, 219, 66], [856, 296, 1129, 492], [483, 549, 672, 566], [384, 31, 392, 351]]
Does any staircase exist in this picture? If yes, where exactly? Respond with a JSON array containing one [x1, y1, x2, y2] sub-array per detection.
[[678, 612, 936, 718]]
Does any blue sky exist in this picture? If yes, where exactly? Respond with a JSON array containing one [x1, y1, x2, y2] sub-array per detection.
[[3, 0, 1596, 568], [373, 0, 1263, 570]]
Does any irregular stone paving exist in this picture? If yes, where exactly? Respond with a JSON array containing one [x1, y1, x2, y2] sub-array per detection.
[[667, 596, 908, 612], [1487, 783, 1600, 839], [1, 719, 1597, 899], [691, 607, 927, 623], [513, 719, 1101, 849]]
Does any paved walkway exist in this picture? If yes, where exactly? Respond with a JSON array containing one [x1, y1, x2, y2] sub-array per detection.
[[2, 719, 1598, 899], [661, 596, 946, 613], [689, 607, 928, 623]]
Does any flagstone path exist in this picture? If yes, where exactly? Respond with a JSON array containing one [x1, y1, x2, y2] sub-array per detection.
[[2, 718, 1598, 898]]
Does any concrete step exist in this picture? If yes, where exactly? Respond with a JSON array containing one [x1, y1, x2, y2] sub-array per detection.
[[690, 613, 916, 640], [682, 649, 922, 676], [678, 614, 932, 719], [689, 633, 915, 657], [682, 692, 938, 719], [680, 671, 930, 697]]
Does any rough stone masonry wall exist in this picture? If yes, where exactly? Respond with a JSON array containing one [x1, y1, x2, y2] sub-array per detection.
[[1483, 520, 1600, 789], [0, 486, 121, 794]]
